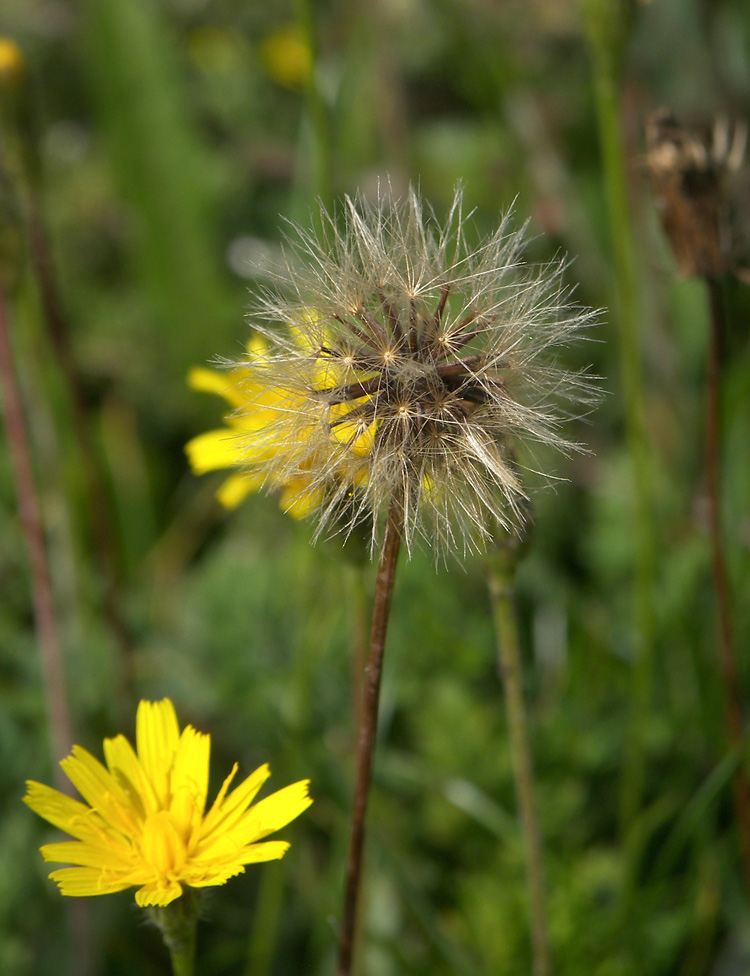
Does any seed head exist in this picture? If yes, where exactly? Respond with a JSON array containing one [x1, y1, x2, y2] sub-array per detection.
[[230, 185, 596, 557]]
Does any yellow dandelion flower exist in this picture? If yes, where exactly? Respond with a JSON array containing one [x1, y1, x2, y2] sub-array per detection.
[[23, 699, 312, 908], [186, 335, 371, 518]]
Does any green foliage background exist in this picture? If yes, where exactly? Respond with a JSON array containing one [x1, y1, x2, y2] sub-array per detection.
[[1, 0, 750, 973]]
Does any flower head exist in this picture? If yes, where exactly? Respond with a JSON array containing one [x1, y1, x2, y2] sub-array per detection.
[[186, 334, 369, 517], [206, 186, 595, 556], [24, 699, 312, 907]]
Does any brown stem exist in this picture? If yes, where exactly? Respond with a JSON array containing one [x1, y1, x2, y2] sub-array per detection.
[[377, 289, 403, 344], [337, 499, 403, 976], [431, 283, 450, 331], [324, 375, 383, 403], [704, 276, 750, 896], [487, 562, 550, 976], [0, 283, 73, 767]]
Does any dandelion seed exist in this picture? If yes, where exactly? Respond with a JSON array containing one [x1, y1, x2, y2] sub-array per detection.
[[24, 699, 312, 907], [221, 184, 595, 557]]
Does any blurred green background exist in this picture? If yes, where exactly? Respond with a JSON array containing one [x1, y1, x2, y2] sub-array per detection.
[[1, 0, 750, 974]]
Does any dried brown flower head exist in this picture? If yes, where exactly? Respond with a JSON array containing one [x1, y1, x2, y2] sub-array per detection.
[[646, 109, 750, 279]]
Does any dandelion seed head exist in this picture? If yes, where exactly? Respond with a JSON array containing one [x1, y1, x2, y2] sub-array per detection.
[[223, 185, 597, 558]]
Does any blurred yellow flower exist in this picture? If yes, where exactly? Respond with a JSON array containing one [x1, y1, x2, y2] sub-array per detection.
[[186, 335, 372, 518], [0, 37, 25, 88], [260, 25, 312, 90], [24, 699, 312, 907]]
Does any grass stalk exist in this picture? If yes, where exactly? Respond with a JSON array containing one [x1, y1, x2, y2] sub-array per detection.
[[244, 865, 285, 976], [293, 0, 333, 204], [487, 558, 550, 976], [338, 498, 403, 976], [704, 276, 750, 894], [24, 185, 136, 692], [1, 58, 136, 703], [586, 5, 658, 836], [0, 283, 72, 766]]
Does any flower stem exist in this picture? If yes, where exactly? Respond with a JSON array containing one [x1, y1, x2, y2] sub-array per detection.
[[150, 891, 200, 976], [346, 560, 370, 737], [704, 276, 750, 896], [486, 556, 550, 976], [337, 498, 402, 976]]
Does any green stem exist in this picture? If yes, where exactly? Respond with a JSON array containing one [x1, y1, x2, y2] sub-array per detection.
[[704, 277, 750, 896], [585, 3, 657, 837], [150, 890, 200, 976], [487, 558, 550, 976]]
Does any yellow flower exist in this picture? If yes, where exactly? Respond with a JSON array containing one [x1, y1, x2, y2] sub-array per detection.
[[260, 26, 312, 90], [0, 37, 26, 88], [23, 699, 312, 907], [186, 335, 372, 517]]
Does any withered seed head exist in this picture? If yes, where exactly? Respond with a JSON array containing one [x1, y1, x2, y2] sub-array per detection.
[[646, 109, 749, 279], [233, 185, 597, 558]]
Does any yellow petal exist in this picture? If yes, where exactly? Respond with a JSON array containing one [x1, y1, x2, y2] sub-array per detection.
[[200, 764, 270, 841], [140, 811, 187, 876], [190, 841, 289, 879], [183, 862, 246, 887], [278, 483, 324, 519], [237, 840, 290, 864], [40, 840, 132, 870], [103, 734, 156, 817], [185, 429, 245, 474], [24, 782, 109, 846], [136, 700, 180, 808], [216, 472, 263, 509], [245, 335, 268, 358], [134, 879, 183, 907], [47, 867, 133, 897], [169, 726, 210, 834], [60, 747, 140, 838], [230, 780, 312, 846], [201, 763, 237, 822], [187, 367, 248, 409]]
